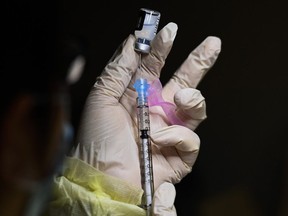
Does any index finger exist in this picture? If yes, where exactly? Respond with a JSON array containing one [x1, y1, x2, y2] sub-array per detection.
[[94, 35, 138, 101], [137, 22, 178, 81], [164, 36, 221, 92]]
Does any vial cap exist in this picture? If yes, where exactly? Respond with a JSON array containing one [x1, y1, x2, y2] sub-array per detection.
[[134, 41, 150, 53]]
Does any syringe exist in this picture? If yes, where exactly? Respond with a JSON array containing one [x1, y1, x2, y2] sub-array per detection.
[[133, 8, 161, 215], [133, 78, 154, 216]]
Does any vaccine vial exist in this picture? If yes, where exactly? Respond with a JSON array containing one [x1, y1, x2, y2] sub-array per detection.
[[134, 8, 161, 54]]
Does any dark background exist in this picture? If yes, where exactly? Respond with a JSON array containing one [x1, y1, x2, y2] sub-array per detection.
[[22, 0, 288, 215]]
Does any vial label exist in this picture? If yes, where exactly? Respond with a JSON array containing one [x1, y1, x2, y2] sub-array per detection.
[[135, 9, 146, 31], [134, 8, 161, 53]]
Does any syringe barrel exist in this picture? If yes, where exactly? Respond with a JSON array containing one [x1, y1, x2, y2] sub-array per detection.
[[136, 105, 150, 131], [139, 130, 154, 212], [134, 78, 150, 130], [134, 78, 154, 215]]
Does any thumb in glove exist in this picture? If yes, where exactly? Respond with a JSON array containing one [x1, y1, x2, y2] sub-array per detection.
[[153, 182, 177, 216]]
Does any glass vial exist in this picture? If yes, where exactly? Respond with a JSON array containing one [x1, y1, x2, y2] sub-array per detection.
[[134, 8, 161, 54]]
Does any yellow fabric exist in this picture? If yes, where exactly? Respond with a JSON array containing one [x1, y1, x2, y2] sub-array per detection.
[[46, 157, 145, 216]]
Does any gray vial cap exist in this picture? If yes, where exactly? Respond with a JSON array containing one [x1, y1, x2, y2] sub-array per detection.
[[134, 38, 151, 54]]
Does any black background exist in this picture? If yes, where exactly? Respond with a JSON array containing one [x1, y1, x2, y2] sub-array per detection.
[[59, 0, 288, 215]]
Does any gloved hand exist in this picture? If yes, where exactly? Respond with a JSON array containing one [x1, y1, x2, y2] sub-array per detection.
[[72, 22, 221, 215]]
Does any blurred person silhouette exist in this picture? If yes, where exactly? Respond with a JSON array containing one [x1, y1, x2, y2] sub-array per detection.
[[0, 1, 85, 215]]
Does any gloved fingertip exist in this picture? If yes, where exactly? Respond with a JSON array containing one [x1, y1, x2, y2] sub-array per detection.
[[204, 36, 222, 56], [145, 22, 178, 73], [174, 88, 205, 109], [124, 34, 137, 51], [155, 182, 176, 199], [163, 22, 178, 41], [154, 22, 178, 44], [108, 34, 137, 63], [153, 182, 177, 216]]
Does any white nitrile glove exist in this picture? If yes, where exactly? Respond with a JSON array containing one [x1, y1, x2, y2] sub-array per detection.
[[152, 182, 177, 216], [72, 22, 221, 215]]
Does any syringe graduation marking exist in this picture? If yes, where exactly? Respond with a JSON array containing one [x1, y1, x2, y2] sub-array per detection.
[[133, 77, 154, 213]]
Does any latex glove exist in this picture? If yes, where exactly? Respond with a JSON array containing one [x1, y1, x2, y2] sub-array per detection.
[[152, 182, 177, 216], [72, 22, 221, 214]]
